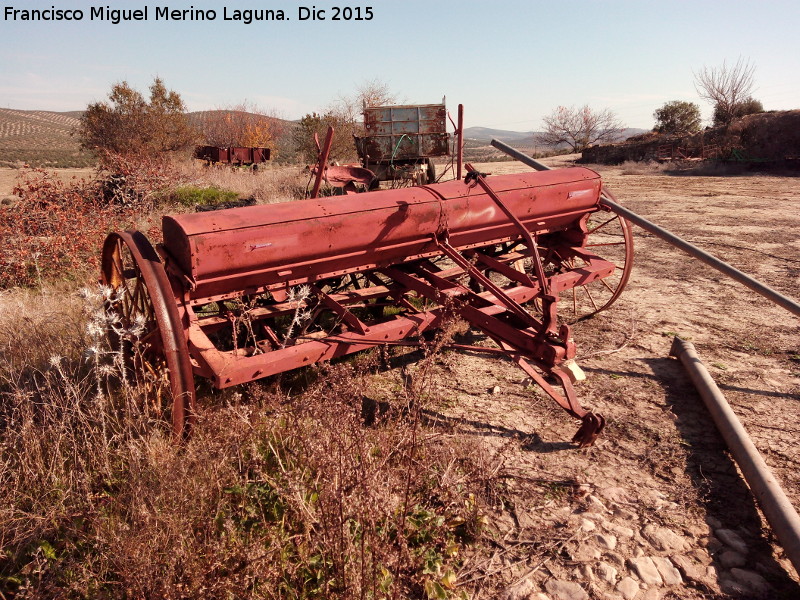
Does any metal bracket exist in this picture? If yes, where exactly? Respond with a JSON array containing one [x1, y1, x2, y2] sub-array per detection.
[[310, 284, 370, 335]]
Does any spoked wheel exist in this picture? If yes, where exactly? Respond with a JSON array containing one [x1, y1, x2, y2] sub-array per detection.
[[544, 207, 634, 322], [101, 231, 195, 439]]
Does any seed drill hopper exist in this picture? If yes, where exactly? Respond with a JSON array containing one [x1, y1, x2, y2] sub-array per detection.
[[101, 165, 633, 445]]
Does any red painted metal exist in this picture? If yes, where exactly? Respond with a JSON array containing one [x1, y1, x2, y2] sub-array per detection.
[[162, 169, 603, 300], [100, 231, 196, 438], [309, 126, 374, 196], [194, 146, 270, 166], [310, 127, 335, 198], [102, 166, 633, 445], [457, 104, 464, 180]]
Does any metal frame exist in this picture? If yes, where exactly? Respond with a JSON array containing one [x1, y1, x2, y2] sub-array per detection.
[[102, 167, 634, 445]]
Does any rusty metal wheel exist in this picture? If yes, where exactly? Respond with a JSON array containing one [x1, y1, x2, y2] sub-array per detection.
[[538, 206, 634, 323], [565, 207, 634, 321], [101, 230, 195, 439]]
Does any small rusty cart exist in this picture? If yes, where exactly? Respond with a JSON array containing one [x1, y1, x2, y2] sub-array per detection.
[[355, 103, 450, 186]]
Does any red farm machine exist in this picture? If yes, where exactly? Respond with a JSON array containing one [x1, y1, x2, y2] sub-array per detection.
[[101, 163, 633, 446]]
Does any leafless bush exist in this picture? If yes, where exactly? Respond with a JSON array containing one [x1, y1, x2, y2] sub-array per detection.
[[540, 105, 625, 152], [0, 160, 181, 288]]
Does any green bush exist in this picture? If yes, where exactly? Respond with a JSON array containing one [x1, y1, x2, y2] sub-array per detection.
[[167, 185, 239, 207]]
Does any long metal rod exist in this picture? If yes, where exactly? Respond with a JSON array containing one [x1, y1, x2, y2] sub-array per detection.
[[491, 138, 551, 171], [457, 104, 464, 181], [600, 198, 800, 318], [670, 338, 800, 578], [490, 138, 800, 318]]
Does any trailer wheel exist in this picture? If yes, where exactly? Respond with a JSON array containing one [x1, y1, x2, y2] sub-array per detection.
[[101, 231, 195, 439]]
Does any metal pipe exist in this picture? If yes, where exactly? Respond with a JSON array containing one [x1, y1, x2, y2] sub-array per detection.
[[457, 104, 464, 181], [670, 338, 800, 578], [491, 138, 551, 171], [599, 198, 800, 318], [490, 138, 800, 318]]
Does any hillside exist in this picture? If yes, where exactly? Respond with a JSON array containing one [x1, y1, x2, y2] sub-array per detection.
[[464, 126, 646, 144], [0, 108, 93, 167], [463, 126, 647, 161]]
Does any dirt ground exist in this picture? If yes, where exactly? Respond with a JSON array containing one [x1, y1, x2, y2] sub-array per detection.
[[2, 157, 798, 598], [408, 156, 799, 599]]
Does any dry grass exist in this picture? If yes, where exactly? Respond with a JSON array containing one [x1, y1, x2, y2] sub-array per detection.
[[0, 285, 500, 598], [175, 160, 316, 204]]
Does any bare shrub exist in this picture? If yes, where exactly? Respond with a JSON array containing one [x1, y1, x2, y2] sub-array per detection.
[[694, 57, 757, 126], [0, 169, 137, 288], [540, 105, 625, 152], [0, 153, 196, 289], [96, 150, 185, 206]]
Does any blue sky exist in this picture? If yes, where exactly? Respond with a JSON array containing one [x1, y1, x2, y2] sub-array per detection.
[[1, 0, 798, 130]]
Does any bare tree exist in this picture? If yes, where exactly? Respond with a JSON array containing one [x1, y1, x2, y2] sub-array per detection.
[[694, 57, 756, 126], [540, 105, 625, 152], [329, 78, 399, 130]]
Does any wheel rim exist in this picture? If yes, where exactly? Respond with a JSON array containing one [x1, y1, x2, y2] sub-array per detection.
[[101, 231, 195, 439], [543, 208, 634, 322]]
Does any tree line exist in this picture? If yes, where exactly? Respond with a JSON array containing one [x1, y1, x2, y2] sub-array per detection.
[[541, 57, 763, 152], [80, 59, 765, 164], [77, 77, 397, 165]]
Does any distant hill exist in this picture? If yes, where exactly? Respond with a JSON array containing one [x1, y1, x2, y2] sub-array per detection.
[[0, 107, 647, 167], [459, 127, 644, 162], [0, 108, 297, 167], [464, 126, 647, 144], [463, 127, 536, 144], [461, 126, 648, 161], [188, 109, 295, 132], [0, 108, 93, 167]]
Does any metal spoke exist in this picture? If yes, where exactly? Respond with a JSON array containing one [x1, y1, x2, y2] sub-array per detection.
[[583, 284, 599, 311], [598, 277, 615, 293], [587, 215, 617, 234]]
